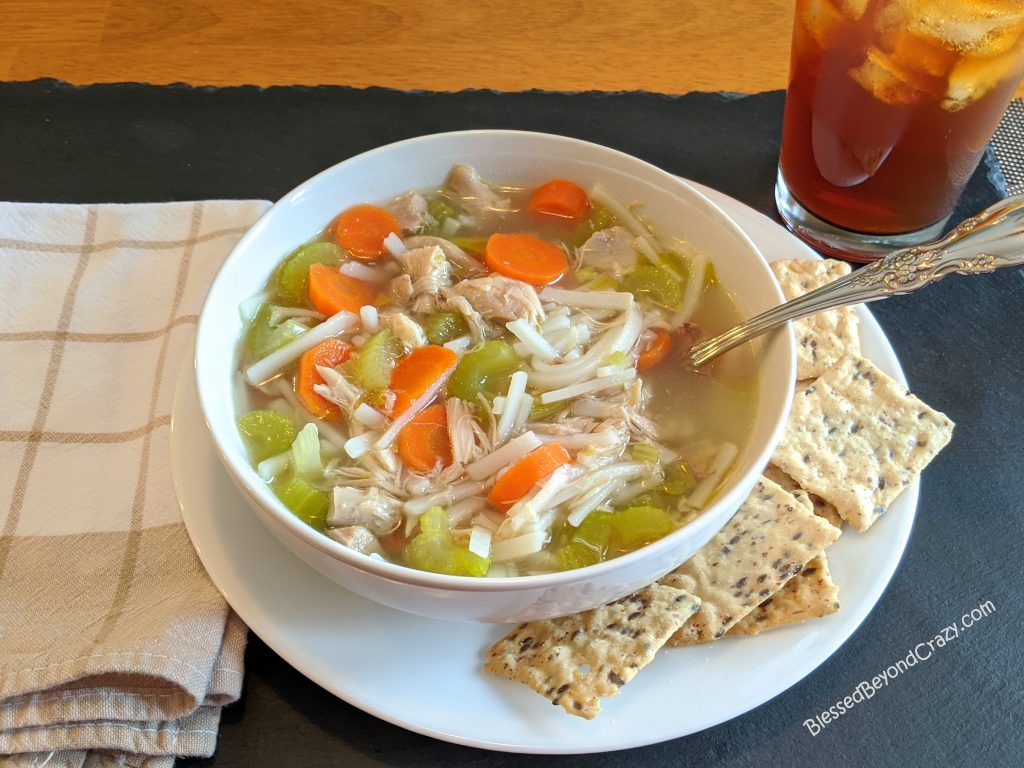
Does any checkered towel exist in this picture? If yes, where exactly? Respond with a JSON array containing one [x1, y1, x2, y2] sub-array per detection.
[[0, 200, 271, 767]]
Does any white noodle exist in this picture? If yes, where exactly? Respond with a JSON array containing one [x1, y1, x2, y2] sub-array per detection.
[[570, 398, 619, 419], [540, 314, 571, 334], [589, 182, 648, 238], [501, 466, 570, 538], [246, 310, 358, 385], [539, 286, 634, 310], [468, 526, 493, 559], [403, 480, 485, 515], [513, 393, 533, 434], [359, 305, 379, 333], [495, 371, 528, 444], [465, 431, 542, 481], [447, 497, 488, 527], [673, 250, 709, 325], [383, 232, 408, 257], [352, 402, 387, 430], [256, 451, 291, 482], [491, 531, 547, 562], [269, 306, 324, 325], [539, 368, 636, 404], [534, 430, 620, 450], [505, 319, 557, 362], [344, 432, 376, 459], [687, 442, 739, 509], [340, 260, 394, 284], [566, 482, 618, 527], [443, 335, 472, 352], [491, 396, 505, 416]]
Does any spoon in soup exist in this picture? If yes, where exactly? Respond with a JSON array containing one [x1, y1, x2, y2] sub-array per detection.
[[689, 195, 1024, 369]]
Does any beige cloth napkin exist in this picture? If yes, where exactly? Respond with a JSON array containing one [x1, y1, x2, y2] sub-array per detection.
[[0, 200, 272, 767]]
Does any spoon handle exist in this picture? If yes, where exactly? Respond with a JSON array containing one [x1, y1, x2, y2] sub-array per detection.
[[689, 195, 1024, 368]]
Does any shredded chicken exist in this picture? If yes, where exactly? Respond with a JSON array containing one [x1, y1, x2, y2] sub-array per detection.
[[404, 235, 486, 278], [386, 191, 429, 235], [446, 397, 485, 465], [578, 226, 638, 277], [444, 164, 510, 215], [444, 293, 490, 342], [327, 486, 402, 535], [312, 365, 360, 418], [527, 417, 597, 436], [326, 524, 382, 555], [386, 273, 414, 305], [576, 418, 631, 467], [444, 275, 545, 326], [380, 312, 427, 349], [397, 245, 450, 314]]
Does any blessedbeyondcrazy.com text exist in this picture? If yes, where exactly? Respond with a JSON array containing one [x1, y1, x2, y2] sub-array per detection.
[[803, 599, 996, 736]]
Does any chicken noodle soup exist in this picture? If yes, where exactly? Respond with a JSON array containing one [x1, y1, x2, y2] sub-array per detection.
[[235, 165, 759, 577]]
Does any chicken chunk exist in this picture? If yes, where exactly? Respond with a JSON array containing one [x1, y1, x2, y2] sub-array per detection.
[[399, 245, 450, 313], [444, 164, 510, 215], [444, 275, 545, 326], [328, 486, 402, 535], [380, 311, 428, 349], [403, 235, 486, 278], [527, 417, 597, 436], [444, 293, 490, 343], [326, 524, 383, 555], [386, 191, 430, 235], [386, 273, 414, 305], [578, 226, 638, 277]]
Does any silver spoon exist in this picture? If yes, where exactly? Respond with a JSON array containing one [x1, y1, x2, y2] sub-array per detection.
[[689, 195, 1024, 369]]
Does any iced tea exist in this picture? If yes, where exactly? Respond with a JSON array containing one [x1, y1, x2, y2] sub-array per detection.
[[778, 0, 1024, 254]]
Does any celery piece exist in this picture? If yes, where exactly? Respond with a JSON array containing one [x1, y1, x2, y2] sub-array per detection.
[[404, 507, 489, 576], [276, 242, 342, 304], [604, 350, 631, 369], [290, 422, 322, 477], [449, 236, 488, 255], [621, 265, 683, 309], [610, 506, 674, 551], [355, 328, 404, 393], [660, 460, 697, 497], [275, 477, 329, 530], [574, 266, 599, 283], [575, 510, 614, 550], [528, 398, 565, 422], [556, 540, 603, 571], [247, 304, 309, 358], [630, 443, 661, 464], [238, 410, 298, 463], [424, 196, 458, 234], [422, 311, 469, 345], [447, 340, 520, 402]]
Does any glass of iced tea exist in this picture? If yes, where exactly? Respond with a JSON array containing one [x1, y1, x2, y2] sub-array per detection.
[[776, 0, 1024, 261]]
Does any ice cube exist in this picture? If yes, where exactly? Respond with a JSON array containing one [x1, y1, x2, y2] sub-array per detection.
[[839, 0, 870, 19], [849, 46, 932, 105], [802, 0, 846, 48], [906, 0, 1024, 55], [943, 50, 1024, 111]]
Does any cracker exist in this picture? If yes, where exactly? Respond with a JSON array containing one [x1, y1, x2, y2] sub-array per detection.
[[662, 476, 840, 646], [770, 259, 861, 380], [727, 554, 840, 638], [763, 463, 844, 530], [771, 356, 954, 532], [484, 584, 700, 719]]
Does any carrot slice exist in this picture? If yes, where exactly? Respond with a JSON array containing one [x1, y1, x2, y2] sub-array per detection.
[[296, 338, 354, 421], [527, 179, 589, 224], [307, 262, 377, 316], [397, 403, 452, 473], [637, 328, 672, 372], [334, 204, 401, 261], [484, 233, 569, 286], [389, 345, 459, 415], [488, 443, 572, 512]]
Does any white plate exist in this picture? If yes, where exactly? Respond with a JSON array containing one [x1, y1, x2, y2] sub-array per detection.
[[172, 186, 915, 754]]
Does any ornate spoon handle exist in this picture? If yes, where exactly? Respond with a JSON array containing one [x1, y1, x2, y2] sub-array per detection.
[[689, 195, 1024, 369]]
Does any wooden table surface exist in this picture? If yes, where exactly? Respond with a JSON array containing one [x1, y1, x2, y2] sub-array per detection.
[[5, 1, 1024, 97]]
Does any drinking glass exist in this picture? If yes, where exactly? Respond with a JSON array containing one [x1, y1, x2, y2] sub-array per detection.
[[775, 0, 1024, 261]]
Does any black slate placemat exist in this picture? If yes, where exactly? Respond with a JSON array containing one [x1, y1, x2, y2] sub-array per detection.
[[1, 81, 1021, 768]]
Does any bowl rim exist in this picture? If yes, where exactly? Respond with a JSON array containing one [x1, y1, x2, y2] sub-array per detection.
[[195, 128, 795, 594]]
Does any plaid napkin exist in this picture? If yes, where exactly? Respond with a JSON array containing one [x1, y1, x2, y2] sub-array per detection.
[[0, 200, 271, 767]]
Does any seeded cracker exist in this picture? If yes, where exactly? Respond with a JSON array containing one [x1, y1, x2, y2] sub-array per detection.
[[727, 554, 840, 638], [770, 259, 861, 380], [771, 355, 954, 533], [662, 476, 840, 646], [484, 584, 700, 719], [763, 463, 844, 530]]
